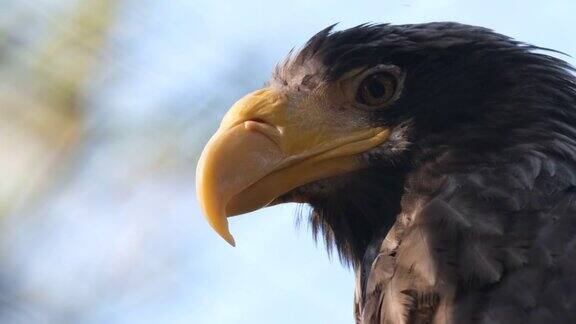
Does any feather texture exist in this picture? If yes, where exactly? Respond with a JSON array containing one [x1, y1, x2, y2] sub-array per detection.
[[355, 154, 576, 323], [268, 22, 576, 323]]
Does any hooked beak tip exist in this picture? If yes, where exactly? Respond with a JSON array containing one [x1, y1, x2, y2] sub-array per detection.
[[223, 233, 236, 247]]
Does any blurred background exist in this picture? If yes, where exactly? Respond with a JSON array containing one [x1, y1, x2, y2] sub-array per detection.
[[0, 0, 574, 323]]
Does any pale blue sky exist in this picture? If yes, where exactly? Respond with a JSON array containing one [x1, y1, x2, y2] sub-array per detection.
[[2, 1, 575, 323]]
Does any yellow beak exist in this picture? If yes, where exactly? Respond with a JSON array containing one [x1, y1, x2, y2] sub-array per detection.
[[196, 88, 390, 245]]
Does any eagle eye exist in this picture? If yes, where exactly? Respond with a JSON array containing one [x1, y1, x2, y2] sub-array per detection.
[[356, 72, 397, 107]]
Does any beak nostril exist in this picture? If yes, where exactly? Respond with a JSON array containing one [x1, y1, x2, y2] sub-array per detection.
[[249, 118, 267, 124], [244, 119, 282, 145], [244, 118, 270, 132]]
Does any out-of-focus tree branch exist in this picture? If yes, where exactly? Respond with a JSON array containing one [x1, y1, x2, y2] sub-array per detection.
[[0, 0, 118, 215], [0, 1, 272, 321]]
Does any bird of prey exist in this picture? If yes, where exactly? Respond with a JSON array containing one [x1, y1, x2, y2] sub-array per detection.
[[196, 22, 576, 323]]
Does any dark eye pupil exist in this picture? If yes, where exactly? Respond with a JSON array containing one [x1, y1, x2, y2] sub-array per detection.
[[367, 79, 386, 98], [356, 72, 398, 107]]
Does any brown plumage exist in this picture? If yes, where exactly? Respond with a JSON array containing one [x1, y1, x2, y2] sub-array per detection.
[[198, 22, 576, 323], [272, 23, 576, 323]]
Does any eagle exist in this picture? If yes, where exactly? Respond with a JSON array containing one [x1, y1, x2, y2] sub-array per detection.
[[196, 22, 576, 323]]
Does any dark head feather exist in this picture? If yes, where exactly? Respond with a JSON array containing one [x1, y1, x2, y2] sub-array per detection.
[[271, 22, 576, 266]]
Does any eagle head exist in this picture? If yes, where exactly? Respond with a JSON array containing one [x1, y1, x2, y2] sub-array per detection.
[[196, 22, 576, 266]]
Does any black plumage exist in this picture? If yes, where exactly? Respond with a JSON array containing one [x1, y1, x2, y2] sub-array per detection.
[[269, 23, 576, 323]]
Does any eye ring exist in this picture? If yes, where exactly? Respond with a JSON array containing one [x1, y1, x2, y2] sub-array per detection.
[[356, 72, 398, 107]]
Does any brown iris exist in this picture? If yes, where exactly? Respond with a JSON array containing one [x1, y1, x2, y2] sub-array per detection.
[[357, 72, 397, 107]]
